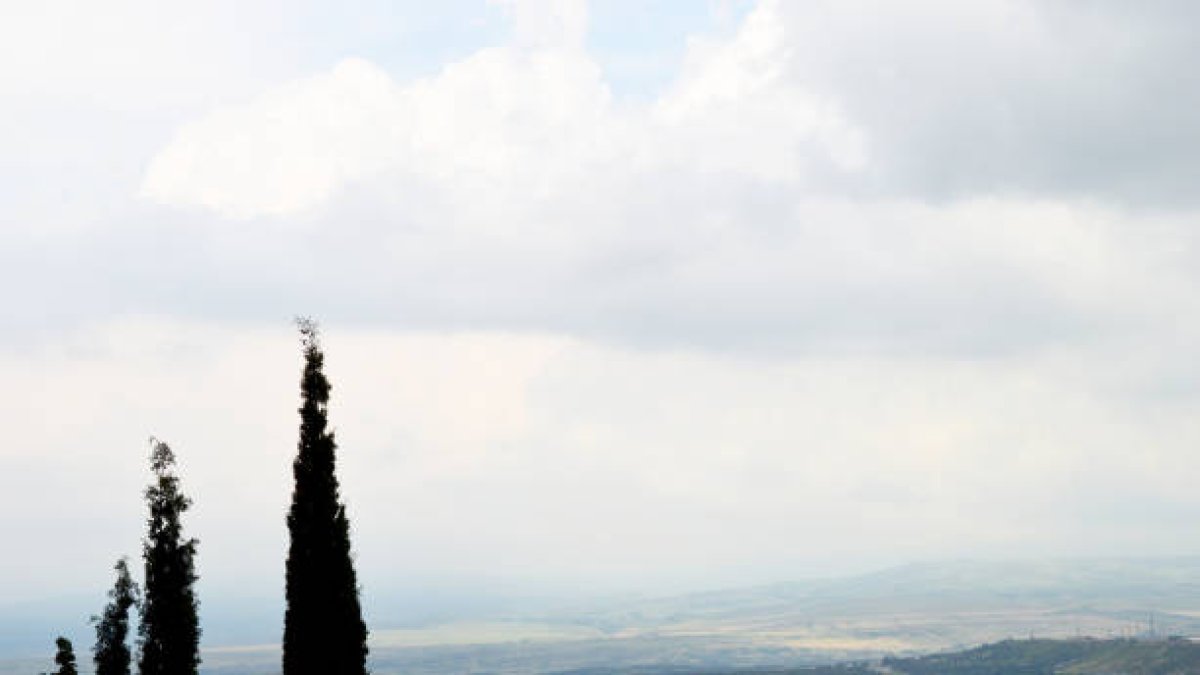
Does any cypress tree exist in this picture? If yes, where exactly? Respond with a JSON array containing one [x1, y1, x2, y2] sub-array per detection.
[[138, 439, 201, 675], [93, 557, 139, 675], [283, 319, 369, 675], [50, 637, 78, 675]]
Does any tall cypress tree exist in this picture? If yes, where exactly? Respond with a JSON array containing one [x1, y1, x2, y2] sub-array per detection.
[[283, 319, 368, 675], [50, 636, 78, 675], [138, 439, 201, 675], [93, 557, 139, 675]]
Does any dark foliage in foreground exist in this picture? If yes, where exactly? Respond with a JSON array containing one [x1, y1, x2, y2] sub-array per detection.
[[138, 439, 201, 675], [283, 319, 369, 675], [93, 557, 139, 675], [50, 636, 78, 675], [884, 639, 1102, 675]]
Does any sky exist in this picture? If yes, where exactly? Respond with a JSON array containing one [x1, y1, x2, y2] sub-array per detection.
[[5, 0, 1200, 647]]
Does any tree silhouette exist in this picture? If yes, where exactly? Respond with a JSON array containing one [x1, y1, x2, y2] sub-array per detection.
[[138, 439, 201, 675], [93, 557, 139, 675], [50, 636, 78, 675], [283, 319, 369, 675]]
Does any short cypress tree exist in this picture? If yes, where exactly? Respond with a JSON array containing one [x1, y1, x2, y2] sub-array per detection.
[[138, 439, 201, 675], [51, 636, 78, 675], [93, 557, 139, 675], [283, 319, 369, 675]]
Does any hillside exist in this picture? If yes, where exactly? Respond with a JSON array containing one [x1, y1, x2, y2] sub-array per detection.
[[884, 638, 1200, 675], [553, 639, 1200, 675], [9, 559, 1200, 674], [200, 559, 1200, 674], [543, 558, 1200, 654]]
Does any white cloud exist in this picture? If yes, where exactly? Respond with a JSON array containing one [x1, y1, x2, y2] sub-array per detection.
[[139, 0, 864, 219], [140, 47, 619, 218], [139, 0, 1200, 222], [5, 318, 1200, 601], [651, 0, 867, 179], [126, 0, 1200, 362], [141, 58, 406, 218]]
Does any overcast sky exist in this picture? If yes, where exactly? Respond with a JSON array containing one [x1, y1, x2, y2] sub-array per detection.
[[5, 0, 1200, 632]]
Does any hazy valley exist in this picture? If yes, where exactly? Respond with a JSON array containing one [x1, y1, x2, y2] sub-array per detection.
[[11, 557, 1200, 674]]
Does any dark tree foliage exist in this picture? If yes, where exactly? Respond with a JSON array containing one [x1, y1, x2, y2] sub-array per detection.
[[93, 557, 139, 675], [883, 638, 1200, 675], [283, 319, 369, 675], [51, 636, 78, 675], [138, 439, 201, 675]]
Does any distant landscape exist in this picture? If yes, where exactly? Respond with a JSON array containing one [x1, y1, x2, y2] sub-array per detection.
[[10, 557, 1200, 674], [10, 2, 1200, 675]]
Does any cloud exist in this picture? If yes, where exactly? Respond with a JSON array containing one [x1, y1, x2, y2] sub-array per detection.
[[120, 0, 1200, 361], [141, 0, 1200, 218], [141, 58, 407, 218], [138, 0, 863, 219], [90, 188, 1191, 359], [6, 318, 1200, 603], [10, 0, 1200, 632], [769, 0, 1200, 205]]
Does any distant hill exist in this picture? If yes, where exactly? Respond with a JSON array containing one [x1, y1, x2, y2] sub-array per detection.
[[7, 558, 1200, 673], [546, 558, 1200, 653], [550, 639, 1200, 675], [884, 638, 1200, 675], [336, 558, 1200, 673]]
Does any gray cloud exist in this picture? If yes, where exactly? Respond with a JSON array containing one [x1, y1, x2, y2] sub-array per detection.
[[50, 0, 1183, 362], [8, 193, 1142, 360], [773, 1, 1200, 206]]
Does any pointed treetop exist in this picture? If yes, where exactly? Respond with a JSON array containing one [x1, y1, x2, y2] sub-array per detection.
[[296, 316, 320, 354], [295, 317, 331, 406], [283, 316, 368, 675], [148, 437, 176, 477]]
